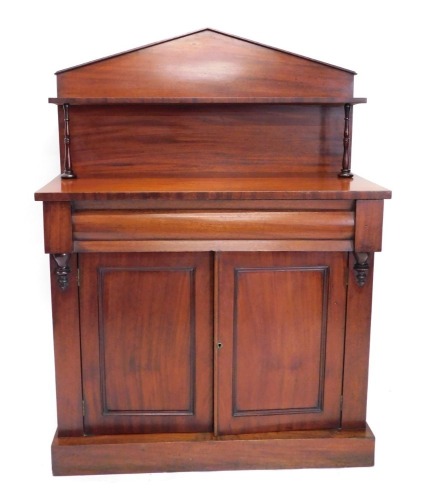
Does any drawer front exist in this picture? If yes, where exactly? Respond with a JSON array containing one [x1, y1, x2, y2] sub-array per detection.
[[73, 210, 355, 241]]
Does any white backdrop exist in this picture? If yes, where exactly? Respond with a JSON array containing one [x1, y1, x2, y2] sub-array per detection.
[[1, 1, 427, 498]]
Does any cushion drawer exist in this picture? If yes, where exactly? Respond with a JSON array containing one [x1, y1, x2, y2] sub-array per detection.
[[73, 210, 354, 241]]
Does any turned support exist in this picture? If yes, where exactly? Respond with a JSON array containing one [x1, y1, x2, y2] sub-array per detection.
[[339, 103, 353, 178], [61, 103, 76, 179]]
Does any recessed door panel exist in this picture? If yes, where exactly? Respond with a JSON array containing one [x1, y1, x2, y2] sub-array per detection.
[[80, 252, 213, 435], [217, 252, 347, 435]]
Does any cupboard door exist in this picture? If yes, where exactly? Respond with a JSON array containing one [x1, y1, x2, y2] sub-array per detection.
[[217, 252, 347, 435], [79, 252, 213, 435]]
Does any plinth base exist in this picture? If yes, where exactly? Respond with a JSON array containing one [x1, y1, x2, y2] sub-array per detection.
[[52, 425, 375, 476]]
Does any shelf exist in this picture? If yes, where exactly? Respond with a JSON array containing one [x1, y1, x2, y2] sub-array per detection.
[[35, 174, 391, 202], [48, 97, 367, 105]]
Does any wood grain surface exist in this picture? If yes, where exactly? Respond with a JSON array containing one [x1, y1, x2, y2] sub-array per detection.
[[35, 174, 392, 201], [56, 29, 354, 99]]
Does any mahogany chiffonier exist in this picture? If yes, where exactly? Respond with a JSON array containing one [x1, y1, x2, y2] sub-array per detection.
[[35, 29, 391, 475]]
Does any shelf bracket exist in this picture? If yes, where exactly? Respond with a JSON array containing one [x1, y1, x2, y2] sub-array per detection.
[[61, 103, 76, 179], [353, 252, 369, 287], [339, 103, 353, 178], [52, 253, 72, 290]]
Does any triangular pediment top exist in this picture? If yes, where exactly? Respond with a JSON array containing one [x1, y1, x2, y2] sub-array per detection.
[[56, 28, 356, 75], [56, 29, 356, 99]]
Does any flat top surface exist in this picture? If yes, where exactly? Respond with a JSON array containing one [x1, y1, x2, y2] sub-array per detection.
[[35, 174, 391, 201]]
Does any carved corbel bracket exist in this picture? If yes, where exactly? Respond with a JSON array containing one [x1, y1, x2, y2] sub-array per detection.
[[353, 252, 369, 287], [52, 253, 72, 290]]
